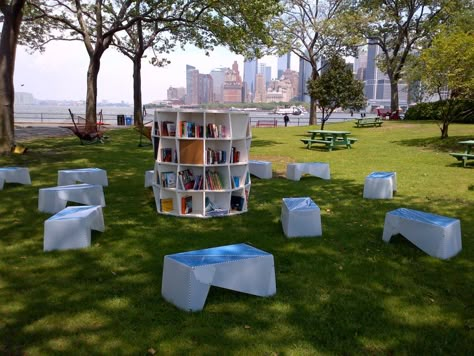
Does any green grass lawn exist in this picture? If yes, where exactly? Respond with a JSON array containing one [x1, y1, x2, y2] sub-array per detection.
[[1, 120, 473, 355]]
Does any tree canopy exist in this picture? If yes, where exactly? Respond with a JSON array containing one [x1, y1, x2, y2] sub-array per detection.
[[25, 0, 281, 123], [411, 4, 474, 138], [110, 0, 282, 125], [307, 55, 365, 130], [418, 7, 474, 100], [357, 0, 454, 112], [270, 0, 361, 125]]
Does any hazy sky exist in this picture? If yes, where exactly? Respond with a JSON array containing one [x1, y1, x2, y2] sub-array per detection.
[[14, 41, 297, 104]]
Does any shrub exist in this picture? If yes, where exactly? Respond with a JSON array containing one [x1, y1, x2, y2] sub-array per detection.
[[405, 99, 474, 123]]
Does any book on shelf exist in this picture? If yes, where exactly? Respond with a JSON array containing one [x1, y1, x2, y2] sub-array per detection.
[[205, 170, 223, 190], [167, 122, 176, 136], [230, 195, 245, 211], [181, 195, 193, 214], [207, 123, 225, 138], [193, 175, 203, 190], [180, 121, 187, 137], [206, 148, 227, 164], [161, 121, 174, 136], [160, 198, 173, 212], [232, 176, 240, 188], [205, 197, 228, 216], [178, 168, 195, 190], [230, 147, 240, 163], [179, 121, 203, 138], [161, 171, 176, 188], [161, 148, 172, 162], [218, 124, 227, 138]]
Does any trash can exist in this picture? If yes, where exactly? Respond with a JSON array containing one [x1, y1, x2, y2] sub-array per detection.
[[125, 116, 132, 126], [117, 115, 125, 126]]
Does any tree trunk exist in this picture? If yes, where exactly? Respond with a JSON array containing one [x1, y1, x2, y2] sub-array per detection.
[[320, 117, 326, 130], [0, 0, 26, 154], [133, 55, 143, 126], [85, 54, 101, 124], [308, 68, 319, 126], [309, 97, 318, 126], [390, 78, 399, 114], [440, 121, 449, 139], [439, 99, 453, 139]]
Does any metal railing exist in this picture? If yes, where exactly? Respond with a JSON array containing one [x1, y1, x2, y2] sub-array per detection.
[[14, 111, 126, 126], [14, 111, 357, 127]]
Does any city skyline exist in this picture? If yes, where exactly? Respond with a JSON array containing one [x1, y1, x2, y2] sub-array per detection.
[[14, 41, 297, 104], [15, 39, 399, 109]]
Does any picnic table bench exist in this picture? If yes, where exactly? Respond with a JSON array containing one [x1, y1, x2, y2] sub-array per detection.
[[256, 120, 277, 128], [301, 130, 357, 151], [449, 140, 474, 167], [300, 138, 333, 150], [355, 117, 383, 128]]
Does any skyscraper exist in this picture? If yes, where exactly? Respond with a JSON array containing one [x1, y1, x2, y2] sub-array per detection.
[[265, 66, 272, 87], [223, 61, 243, 103], [254, 73, 267, 103], [277, 52, 291, 79], [243, 59, 258, 102], [198, 74, 213, 104], [210, 68, 227, 103], [298, 57, 312, 103], [355, 40, 408, 110], [185, 65, 199, 105], [353, 46, 367, 81]]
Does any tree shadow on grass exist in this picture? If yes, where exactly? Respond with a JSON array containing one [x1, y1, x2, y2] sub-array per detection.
[[392, 135, 474, 152], [250, 136, 283, 148]]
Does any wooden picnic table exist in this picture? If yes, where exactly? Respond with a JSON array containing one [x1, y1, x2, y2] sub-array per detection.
[[301, 130, 357, 151], [449, 140, 474, 167], [355, 117, 383, 127]]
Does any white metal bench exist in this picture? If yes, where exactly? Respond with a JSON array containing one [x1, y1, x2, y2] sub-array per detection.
[[58, 168, 108, 186], [248, 160, 272, 179], [286, 162, 331, 181], [38, 183, 106, 214], [44, 205, 105, 251], [145, 170, 155, 187], [382, 208, 462, 259], [0, 167, 31, 190], [363, 171, 397, 199], [161, 243, 276, 312], [281, 197, 322, 237]]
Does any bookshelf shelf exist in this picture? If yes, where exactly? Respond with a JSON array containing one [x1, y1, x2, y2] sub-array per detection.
[[152, 109, 251, 218]]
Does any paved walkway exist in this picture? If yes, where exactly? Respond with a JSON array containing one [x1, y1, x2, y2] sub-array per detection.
[[15, 126, 74, 141]]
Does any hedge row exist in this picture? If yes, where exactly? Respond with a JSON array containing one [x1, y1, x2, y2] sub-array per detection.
[[404, 99, 474, 123]]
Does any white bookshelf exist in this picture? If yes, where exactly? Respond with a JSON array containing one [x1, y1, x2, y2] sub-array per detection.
[[152, 109, 251, 218]]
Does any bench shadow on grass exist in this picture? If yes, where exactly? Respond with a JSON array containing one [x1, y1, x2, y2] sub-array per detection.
[[0, 138, 472, 353]]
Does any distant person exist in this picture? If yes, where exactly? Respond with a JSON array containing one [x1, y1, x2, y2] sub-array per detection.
[[284, 114, 290, 127], [350, 109, 354, 117], [143, 106, 147, 117]]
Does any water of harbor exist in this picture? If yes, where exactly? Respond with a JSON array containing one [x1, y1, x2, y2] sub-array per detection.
[[14, 104, 371, 127]]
